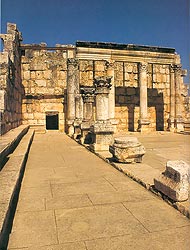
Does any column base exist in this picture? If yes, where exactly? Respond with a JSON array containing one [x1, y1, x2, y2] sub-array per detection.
[[67, 120, 74, 136], [90, 120, 114, 152], [175, 118, 184, 132], [79, 121, 93, 144], [137, 119, 151, 133], [73, 119, 82, 139]]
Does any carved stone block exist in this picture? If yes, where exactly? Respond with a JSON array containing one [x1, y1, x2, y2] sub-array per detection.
[[154, 160, 190, 201], [109, 136, 145, 163]]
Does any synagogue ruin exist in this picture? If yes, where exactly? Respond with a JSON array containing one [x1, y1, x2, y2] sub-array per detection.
[[0, 23, 189, 141]]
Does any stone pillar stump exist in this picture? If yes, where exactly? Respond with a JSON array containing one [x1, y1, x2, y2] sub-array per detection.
[[109, 137, 145, 163]]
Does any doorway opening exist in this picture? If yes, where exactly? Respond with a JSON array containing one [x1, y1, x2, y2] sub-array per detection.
[[46, 112, 59, 130]]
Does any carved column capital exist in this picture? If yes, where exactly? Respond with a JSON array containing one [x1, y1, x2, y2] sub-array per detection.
[[67, 58, 79, 67], [105, 60, 115, 70], [171, 64, 182, 74], [139, 62, 148, 73], [81, 87, 95, 103], [94, 76, 112, 91]]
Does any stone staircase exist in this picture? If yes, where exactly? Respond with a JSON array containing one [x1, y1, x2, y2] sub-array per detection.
[[0, 125, 34, 249]]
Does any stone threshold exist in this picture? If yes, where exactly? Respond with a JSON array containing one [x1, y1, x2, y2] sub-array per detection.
[[73, 137, 190, 220]]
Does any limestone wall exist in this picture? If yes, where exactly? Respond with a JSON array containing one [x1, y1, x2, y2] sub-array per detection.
[[77, 57, 184, 131], [0, 23, 24, 135], [21, 45, 74, 131]]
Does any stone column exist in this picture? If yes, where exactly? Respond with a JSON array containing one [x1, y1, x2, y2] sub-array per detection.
[[168, 65, 176, 131], [80, 87, 95, 143], [90, 76, 114, 151], [138, 62, 150, 132], [174, 64, 184, 132], [106, 60, 117, 131], [73, 94, 83, 138], [81, 87, 95, 121], [66, 58, 79, 136]]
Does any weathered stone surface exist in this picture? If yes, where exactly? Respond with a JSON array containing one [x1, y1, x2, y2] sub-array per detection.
[[154, 160, 190, 201], [109, 136, 145, 163]]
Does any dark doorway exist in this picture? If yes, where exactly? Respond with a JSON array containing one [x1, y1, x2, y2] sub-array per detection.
[[46, 112, 59, 130]]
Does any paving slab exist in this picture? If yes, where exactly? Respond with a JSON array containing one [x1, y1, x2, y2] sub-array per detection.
[[55, 203, 147, 243], [7, 132, 190, 249], [8, 210, 58, 249]]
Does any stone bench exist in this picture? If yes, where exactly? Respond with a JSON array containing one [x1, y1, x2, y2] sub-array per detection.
[[109, 136, 145, 163], [154, 160, 190, 202]]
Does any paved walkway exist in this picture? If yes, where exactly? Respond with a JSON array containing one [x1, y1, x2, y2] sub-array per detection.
[[8, 132, 190, 250]]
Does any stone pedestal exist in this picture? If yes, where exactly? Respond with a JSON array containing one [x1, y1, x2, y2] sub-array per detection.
[[109, 137, 145, 163], [154, 160, 190, 202], [137, 62, 151, 132], [90, 76, 114, 151], [90, 121, 114, 151]]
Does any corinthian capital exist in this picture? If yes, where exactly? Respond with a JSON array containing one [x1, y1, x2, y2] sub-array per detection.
[[81, 87, 95, 103], [67, 58, 78, 67], [105, 60, 115, 70], [171, 64, 182, 74], [94, 76, 112, 89], [139, 62, 148, 73]]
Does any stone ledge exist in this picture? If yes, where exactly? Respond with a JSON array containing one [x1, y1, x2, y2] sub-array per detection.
[[0, 125, 30, 167], [0, 129, 34, 249]]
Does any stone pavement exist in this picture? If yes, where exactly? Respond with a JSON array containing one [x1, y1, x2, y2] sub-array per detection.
[[98, 131, 190, 217], [8, 131, 190, 250]]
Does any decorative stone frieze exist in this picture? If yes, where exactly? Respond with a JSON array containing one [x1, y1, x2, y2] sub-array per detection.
[[109, 136, 145, 163], [154, 160, 190, 202]]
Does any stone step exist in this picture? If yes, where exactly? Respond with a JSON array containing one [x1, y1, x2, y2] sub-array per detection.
[[0, 128, 34, 249], [29, 124, 46, 134], [0, 125, 30, 168]]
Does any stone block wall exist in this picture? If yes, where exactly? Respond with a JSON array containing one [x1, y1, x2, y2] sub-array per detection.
[[78, 59, 177, 132], [0, 23, 24, 135], [21, 45, 74, 131]]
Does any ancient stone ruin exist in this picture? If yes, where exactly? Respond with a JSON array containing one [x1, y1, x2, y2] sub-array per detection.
[[0, 23, 189, 146], [154, 160, 190, 202], [109, 136, 145, 163]]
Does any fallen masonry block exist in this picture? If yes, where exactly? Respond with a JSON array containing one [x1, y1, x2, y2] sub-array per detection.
[[109, 136, 145, 163], [154, 160, 190, 202]]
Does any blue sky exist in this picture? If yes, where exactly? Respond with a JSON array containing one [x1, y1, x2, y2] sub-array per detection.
[[1, 0, 189, 82]]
